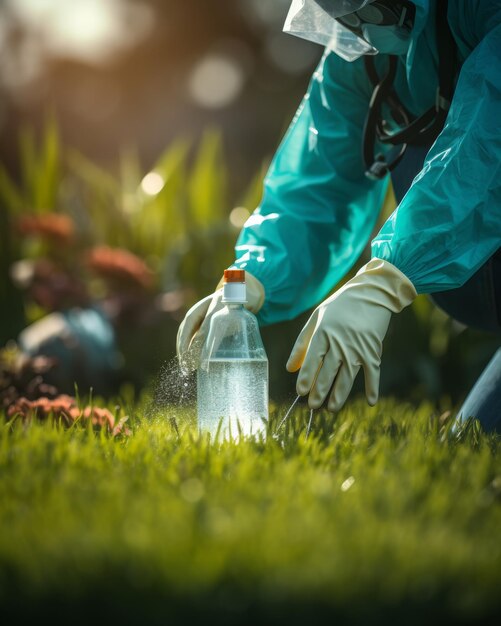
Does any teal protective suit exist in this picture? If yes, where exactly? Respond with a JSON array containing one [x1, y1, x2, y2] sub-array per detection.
[[232, 1, 501, 325]]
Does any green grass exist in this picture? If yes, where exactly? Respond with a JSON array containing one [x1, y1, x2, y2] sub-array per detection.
[[1, 401, 500, 625]]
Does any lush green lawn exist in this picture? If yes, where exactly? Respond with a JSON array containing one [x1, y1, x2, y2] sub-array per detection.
[[1, 400, 500, 625]]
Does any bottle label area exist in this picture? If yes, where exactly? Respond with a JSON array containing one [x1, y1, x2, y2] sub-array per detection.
[[197, 358, 268, 440]]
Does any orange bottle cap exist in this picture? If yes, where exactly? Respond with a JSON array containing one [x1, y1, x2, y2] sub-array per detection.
[[223, 269, 245, 283]]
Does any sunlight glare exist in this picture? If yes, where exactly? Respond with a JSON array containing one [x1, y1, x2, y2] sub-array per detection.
[[141, 172, 165, 196], [6, 0, 153, 64]]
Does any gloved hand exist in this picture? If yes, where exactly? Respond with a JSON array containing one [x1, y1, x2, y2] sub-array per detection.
[[176, 270, 265, 369], [286, 258, 417, 411]]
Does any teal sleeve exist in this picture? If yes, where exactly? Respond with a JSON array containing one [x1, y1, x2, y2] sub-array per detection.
[[372, 14, 501, 293], [232, 50, 388, 325]]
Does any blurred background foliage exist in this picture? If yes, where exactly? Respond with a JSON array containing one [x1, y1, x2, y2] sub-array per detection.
[[0, 0, 499, 407], [0, 121, 261, 396]]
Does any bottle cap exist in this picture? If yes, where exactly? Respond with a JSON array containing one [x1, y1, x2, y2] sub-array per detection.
[[223, 269, 245, 283], [222, 269, 246, 303]]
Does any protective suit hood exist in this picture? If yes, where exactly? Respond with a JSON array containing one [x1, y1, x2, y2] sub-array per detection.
[[284, 0, 431, 62]]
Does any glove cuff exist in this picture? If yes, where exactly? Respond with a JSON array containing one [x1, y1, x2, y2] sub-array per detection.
[[356, 258, 417, 312]]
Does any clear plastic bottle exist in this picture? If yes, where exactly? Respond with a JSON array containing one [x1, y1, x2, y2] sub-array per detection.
[[197, 270, 268, 441]]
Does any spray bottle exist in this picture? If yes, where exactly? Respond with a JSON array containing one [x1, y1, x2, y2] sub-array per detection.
[[197, 270, 268, 440]]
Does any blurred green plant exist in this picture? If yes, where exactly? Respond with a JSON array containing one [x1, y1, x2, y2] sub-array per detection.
[[67, 130, 243, 297], [0, 124, 255, 300], [0, 121, 265, 393], [0, 118, 60, 216], [0, 120, 62, 341]]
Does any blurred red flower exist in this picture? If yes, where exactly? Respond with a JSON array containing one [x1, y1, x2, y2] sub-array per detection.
[[87, 246, 154, 291], [7, 395, 130, 437], [17, 214, 75, 243]]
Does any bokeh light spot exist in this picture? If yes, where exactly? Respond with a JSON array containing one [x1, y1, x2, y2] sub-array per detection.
[[189, 54, 245, 109], [141, 172, 165, 196], [229, 206, 250, 228], [180, 478, 205, 504], [5, 0, 154, 65], [341, 476, 355, 492]]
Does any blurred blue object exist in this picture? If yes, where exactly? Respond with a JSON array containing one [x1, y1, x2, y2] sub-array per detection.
[[18, 307, 121, 395]]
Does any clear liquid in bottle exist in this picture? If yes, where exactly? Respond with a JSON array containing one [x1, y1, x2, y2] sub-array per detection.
[[197, 270, 268, 441]]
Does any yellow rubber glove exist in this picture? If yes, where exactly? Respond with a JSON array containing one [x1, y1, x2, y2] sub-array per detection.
[[286, 258, 416, 411], [176, 271, 265, 369]]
